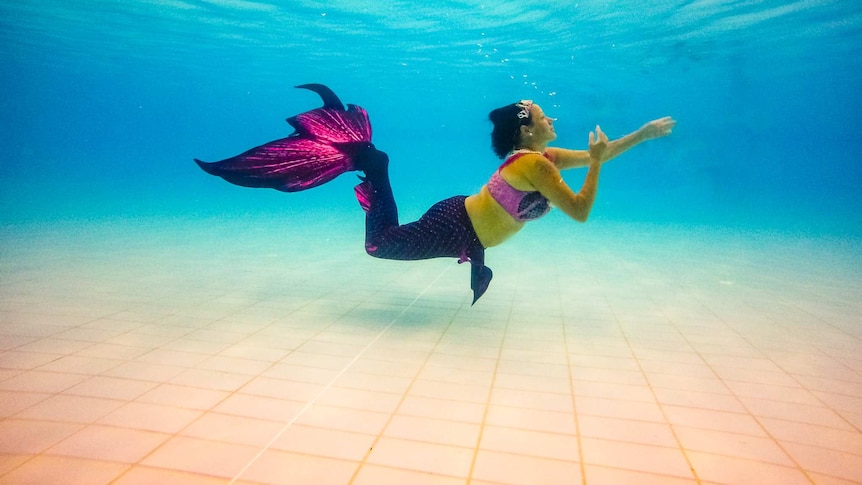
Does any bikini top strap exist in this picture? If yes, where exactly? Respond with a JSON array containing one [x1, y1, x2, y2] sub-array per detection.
[[499, 150, 550, 171]]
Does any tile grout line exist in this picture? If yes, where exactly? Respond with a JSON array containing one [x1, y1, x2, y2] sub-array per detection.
[[54, 268, 424, 484], [0, 301, 194, 482], [108, 266, 396, 484], [559, 272, 588, 485], [345, 285, 466, 483], [648, 285, 823, 483], [603, 294, 704, 484], [104, 288, 352, 484], [746, 298, 862, 434], [464, 288, 515, 484], [682, 293, 823, 484], [228, 264, 453, 484]]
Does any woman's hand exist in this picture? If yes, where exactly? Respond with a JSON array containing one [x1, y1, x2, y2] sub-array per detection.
[[589, 125, 609, 163], [639, 116, 676, 140]]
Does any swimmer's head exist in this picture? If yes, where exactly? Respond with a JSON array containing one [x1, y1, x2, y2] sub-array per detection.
[[489, 100, 532, 159], [488, 100, 556, 158]]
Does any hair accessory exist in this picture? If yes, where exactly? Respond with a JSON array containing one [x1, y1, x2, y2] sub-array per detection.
[[515, 100, 533, 120]]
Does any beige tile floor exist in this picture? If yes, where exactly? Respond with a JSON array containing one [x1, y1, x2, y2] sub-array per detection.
[[0, 215, 860, 484]]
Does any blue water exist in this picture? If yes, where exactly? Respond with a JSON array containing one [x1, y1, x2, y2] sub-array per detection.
[[1, 0, 860, 235]]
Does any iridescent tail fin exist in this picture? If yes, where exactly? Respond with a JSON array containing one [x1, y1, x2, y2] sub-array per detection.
[[195, 84, 373, 192], [354, 178, 373, 213]]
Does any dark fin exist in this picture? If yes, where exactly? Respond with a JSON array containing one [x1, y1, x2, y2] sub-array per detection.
[[195, 84, 372, 192], [295, 83, 345, 110], [471, 265, 493, 305]]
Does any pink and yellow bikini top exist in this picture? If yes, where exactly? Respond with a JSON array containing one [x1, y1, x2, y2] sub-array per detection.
[[487, 151, 552, 223]]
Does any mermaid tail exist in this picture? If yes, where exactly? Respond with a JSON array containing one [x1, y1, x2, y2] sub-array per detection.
[[197, 88, 494, 303], [195, 84, 372, 192]]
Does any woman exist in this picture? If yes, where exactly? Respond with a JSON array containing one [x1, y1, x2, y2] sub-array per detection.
[[352, 100, 675, 303], [196, 85, 675, 303]]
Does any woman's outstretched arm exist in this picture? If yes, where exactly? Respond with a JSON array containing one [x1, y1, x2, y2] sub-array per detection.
[[547, 116, 676, 170]]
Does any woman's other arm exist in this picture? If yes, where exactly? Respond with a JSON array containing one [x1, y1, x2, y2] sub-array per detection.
[[528, 126, 609, 223]]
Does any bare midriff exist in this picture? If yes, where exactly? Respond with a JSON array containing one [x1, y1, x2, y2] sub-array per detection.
[[465, 186, 526, 248]]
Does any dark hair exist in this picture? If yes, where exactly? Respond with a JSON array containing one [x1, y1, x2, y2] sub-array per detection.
[[489, 103, 530, 159]]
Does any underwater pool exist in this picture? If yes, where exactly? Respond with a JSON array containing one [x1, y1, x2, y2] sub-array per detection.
[[1, 1, 860, 483]]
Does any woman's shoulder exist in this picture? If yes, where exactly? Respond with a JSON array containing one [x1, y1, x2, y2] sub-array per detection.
[[505, 149, 552, 166], [501, 151, 558, 185], [506, 150, 554, 171]]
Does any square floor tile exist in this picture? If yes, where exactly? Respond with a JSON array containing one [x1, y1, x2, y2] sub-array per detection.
[[584, 465, 699, 485], [46, 424, 170, 463], [479, 425, 580, 462], [471, 449, 581, 485], [575, 396, 666, 422], [366, 437, 473, 477], [0, 370, 89, 393], [236, 449, 359, 485], [98, 402, 202, 434], [294, 404, 391, 435], [65, 376, 157, 401], [384, 414, 480, 448], [490, 387, 573, 413], [271, 424, 375, 461], [352, 464, 467, 485], [485, 405, 577, 435], [579, 415, 678, 447], [686, 450, 812, 485], [780, 441, 862, 483], [111, 465, 231, 484], [0, 419, 83, 454], [0, 391, 50, 418], [0, 455, 128, 485], [137, 383, 229, 410], [317, 386, 402, 413], [180, 412, 283, 447], [397, 395, 486, 423], [580, 437, 693, 479], [210, 393, 306, 422], [141, 436, 259, 479], [673, 425, 795, 466], [16, 395, 125, 424]]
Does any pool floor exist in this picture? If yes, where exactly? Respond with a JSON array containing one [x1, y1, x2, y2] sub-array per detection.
[[1, 216, 860, 484]]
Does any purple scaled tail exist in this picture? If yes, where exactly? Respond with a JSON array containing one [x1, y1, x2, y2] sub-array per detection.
[[195, 84, 372, 192]]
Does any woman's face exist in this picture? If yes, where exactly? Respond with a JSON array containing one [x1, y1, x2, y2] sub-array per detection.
[[528, 104, 557, 144]]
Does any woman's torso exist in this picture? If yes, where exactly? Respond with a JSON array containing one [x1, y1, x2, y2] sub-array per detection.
[[465, 151, 552, 248]]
